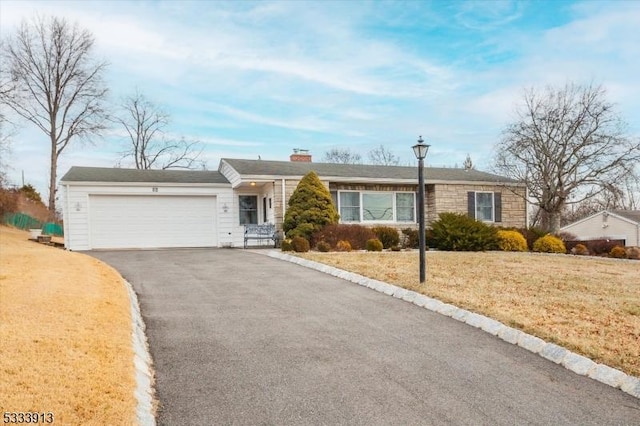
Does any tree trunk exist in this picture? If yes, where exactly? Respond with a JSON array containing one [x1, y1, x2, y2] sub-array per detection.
[[548, 212, 562, 234], [48, 140, 58, 220]]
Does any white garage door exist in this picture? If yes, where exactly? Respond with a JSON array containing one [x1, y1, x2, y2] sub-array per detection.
[[89, 195, 217, 249]]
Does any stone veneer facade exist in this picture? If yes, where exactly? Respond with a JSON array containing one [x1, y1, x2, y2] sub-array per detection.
[[271, 179, 526, 234]]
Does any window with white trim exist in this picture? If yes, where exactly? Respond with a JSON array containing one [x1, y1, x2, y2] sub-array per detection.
[[476, 192, 494, 222], [337, 191, 415, 223], [396, 193, 415, 222], [467, 191, 502, 223], [239, 195, 258, 224], [339, 192, 360, 222]]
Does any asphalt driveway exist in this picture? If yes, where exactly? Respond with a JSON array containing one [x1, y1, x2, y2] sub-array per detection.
[[89, 249, 640, 425]]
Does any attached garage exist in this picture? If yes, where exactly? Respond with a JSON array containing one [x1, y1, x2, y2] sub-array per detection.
[[89, 195, 217, 249], [60, 167, 234, 251]]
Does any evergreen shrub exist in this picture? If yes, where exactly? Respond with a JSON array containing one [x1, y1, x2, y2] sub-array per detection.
[[431, 212, 498, 251], [281, 239, 294, 252], [372, 226, 400, 249], [365, 238, 383, 252], [316, 241, 331, 252], [518, 227, 547, 250], [401, 228, 419, 249], [283, 171, 339, 240], [532, 235, 566, 253], [291, 236, 310, 253]]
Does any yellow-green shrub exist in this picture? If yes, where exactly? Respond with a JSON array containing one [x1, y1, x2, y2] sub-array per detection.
[[609, 246, 627, 259], [366, 238, 383, 252], [496, 230, 528, 252], [533, 235, 566, 253]]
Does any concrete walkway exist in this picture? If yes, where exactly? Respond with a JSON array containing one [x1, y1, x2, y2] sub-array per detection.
[[90, 249, 640, 425]]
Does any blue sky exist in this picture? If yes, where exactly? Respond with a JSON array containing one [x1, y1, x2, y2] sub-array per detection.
[[1, 0, 639, 200]]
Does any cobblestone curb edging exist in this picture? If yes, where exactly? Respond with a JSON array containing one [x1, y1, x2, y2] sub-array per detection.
[[268, 251, 640, 400], [123, 279, 157, 426]]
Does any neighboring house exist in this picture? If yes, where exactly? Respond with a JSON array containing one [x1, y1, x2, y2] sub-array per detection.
[[560, 210, 640, 247], [61, 151, 527, 250]]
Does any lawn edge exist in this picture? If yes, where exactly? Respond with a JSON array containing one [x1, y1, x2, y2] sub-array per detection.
[[268, 251, 640, 400], [123, 278, 158, 425]]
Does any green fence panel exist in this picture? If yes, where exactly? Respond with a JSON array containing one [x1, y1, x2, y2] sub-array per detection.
[[3, 212, 43, 230], [42, 222, 63, 236]]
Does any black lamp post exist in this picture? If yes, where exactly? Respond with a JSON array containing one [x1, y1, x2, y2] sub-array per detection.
[[412, 136, 430, 283]]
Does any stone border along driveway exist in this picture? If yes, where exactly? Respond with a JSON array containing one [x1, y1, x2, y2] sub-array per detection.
[[268, 251, 640, 400], [124, 279, 157, 426]]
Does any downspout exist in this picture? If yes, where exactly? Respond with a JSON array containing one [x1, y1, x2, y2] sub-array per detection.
[[281, 179, 286, 233], [64, 183, 70, 250]]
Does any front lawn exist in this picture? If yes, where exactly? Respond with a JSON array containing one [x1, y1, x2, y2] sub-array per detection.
[[299, 251, 640, 377], [0, 226, 136, 424]]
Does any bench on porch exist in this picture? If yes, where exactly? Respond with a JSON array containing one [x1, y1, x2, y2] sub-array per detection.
[[244, 223, 279, 248]]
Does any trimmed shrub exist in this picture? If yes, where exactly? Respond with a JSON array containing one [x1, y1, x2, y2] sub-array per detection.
[[372, 226, 400, 249], [517, 227, 547, 251], [365, 238, 383, 252], [316, 240, 331, 252], [626, 246, 640, 260], [565, 239, 625, 255], [431, 212, 498, 251], [533, 235, 566, 253], [589, 239, 621, 255], [336, 240, 352, 252], [401, 228, 419, 249], [609, 246, 627, 259], [312, 224, 375, 250], [283, 171, 339, 240], [291, 236, 310, 253], [496, 230, 528, 252], [571, 243, 590, 256], [281, 239, 294, 252]]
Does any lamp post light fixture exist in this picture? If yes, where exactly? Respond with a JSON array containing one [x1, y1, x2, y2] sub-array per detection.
[[412, 136, 430, 284]]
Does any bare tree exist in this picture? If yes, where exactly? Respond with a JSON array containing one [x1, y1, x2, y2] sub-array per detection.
[[493, 83, 640, 232], [368, 144, 399, 166], [0, 15, 108, 216], [115, 91, 204, 170], [322, 148, 362, 164], [0, 112, 13, 186]]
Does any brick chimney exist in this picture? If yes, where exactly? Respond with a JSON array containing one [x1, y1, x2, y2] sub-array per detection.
[[290, 148, 312, 162]]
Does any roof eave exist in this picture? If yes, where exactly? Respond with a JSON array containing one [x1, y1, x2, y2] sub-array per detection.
[[60, 180, 231, 188]]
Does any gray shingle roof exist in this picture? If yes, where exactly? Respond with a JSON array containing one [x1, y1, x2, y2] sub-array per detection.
[[612, 210, 640, 224], [221, 158, 520, 184], [60, 166, 230, 184]]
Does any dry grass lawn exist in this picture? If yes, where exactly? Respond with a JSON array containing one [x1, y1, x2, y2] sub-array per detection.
[[300, 251, 640, 377], [0, 226, 136, 425]]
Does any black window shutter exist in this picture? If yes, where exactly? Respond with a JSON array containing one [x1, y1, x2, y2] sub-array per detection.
[[467, 192, 475, 218], [494, 192, 502, 223]]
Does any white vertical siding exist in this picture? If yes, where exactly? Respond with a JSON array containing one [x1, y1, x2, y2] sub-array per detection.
[[62, 183, 235, 250], [562, 212, 639, 246]]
